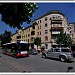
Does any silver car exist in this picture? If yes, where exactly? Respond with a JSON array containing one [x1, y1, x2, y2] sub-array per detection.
[[42, 47, 74, 62]]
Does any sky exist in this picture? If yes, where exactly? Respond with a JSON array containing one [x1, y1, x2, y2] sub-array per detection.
[[0, 2, 75, 34]]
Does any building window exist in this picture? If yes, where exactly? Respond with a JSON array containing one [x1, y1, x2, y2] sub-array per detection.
[[31, 31, 35, 35], [17, 35, 21, 39], [45, 36, 48, 41], [38, 32, 39, 35], [45, 23, 47, 27], [45, 17, 47, 21], [32, 26, 35, 29], [45, 44, 48, 49], [38, 21, 39, 24], [28, 39, 29, 43], [28, 34, 30, 37], [26, 34, 27, 38], [45, 30, 48, 34], [50, 18, 51, 20], [40, 20, 41, 23], [31, 37, 34, 41], [40, 32, 41, 35], [70, 31, 71, 34], [22, 36, 23, 39], [40, 25, 41, 29], [52, 16, 55, 19]]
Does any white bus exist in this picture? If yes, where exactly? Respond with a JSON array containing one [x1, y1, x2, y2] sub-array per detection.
[[2, 41, 29, 57]]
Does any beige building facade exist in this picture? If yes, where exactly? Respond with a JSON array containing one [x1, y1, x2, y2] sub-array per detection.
[[68, 23, 75, 44], [11, 10, 70, 50]]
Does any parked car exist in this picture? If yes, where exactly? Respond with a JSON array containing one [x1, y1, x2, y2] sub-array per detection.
[[42, 47, 74, 62], [29, 49, 38, 55], [72, 51, 75, 57]]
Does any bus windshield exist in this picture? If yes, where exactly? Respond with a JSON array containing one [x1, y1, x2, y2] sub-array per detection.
[[18, 43, 29, 51]]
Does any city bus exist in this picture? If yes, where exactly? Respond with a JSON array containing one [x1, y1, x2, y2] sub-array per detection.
[[2, 41, 29, 57]]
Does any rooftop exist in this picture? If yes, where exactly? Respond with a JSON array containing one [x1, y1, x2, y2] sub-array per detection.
[[33, 10, 65, 22]]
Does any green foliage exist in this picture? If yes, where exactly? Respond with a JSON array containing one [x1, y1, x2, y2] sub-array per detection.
[[56, 31, 72, 46], [30, 43, 34, 49], [0, 3, 38, 29], [34, 37, 41, 46], [0, 30, 12, 45]]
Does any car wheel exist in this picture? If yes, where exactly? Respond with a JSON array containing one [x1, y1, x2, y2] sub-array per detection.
[[42, 54, 46, 58], [60, 56, 66, 62]]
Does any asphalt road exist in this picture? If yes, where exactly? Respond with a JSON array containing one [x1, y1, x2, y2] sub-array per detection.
[[0, 50, 75, 73], [0, 0, 74, 2]]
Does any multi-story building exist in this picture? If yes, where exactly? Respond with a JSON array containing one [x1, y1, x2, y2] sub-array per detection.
[[11, 10, 69, 50], [11, 24, 38, 43], [32, 10, 69, 50], [68, 22, 75, 44]]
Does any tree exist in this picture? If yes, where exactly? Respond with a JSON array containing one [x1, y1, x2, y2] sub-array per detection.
[[0, 30, 12, 45], [0, 3, 38, 29], [56, 31, 72, 46], [0, 34, 2, 47], [34, 37, 41, 50], [0, 34, 3, 46], [30, 43, 34, 49]]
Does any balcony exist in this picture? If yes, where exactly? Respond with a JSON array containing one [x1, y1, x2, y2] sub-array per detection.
[[51, 24, 64, 27], [51, 39, 56, 45], [51, 28, 63, 34], [52, 31, 60, 34]]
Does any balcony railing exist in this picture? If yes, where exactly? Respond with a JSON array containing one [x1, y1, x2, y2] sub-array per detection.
[[52, 31, 60, 34], [51, 24, 64, 27]]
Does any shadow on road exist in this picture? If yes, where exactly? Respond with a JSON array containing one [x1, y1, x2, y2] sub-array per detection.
[[46, 57, 60, 61], [67, 66, 73, 72], [22, 70, 32, 73], [43, 57, 74, 63]]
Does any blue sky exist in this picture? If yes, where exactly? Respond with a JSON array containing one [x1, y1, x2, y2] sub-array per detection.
[[0, 2, 75, 34]]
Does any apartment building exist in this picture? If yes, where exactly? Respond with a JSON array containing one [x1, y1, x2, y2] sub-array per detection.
[[11, 24, 39, 42], [11, 10, 69, 50], [32, 10, 69, 50], [68, 23, 75, 44], [11, 32, 18, 42]]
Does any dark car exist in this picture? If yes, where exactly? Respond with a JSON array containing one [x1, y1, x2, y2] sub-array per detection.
[[72, 51, 75, 57]]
